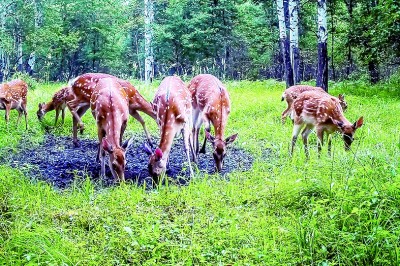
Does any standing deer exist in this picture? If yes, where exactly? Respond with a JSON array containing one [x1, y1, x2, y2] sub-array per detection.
[[290, 90, 363, 158], [37, 86, 72, 125], [188, 74, 238, 172], [90, 78, 134, 181], [143, 76, 193, 183], [0, 79, 28, 129], [68, 73, 156, 147], [281, 85, 347, 124]]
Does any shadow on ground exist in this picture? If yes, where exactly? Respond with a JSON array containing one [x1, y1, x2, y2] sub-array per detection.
[[0, 134, 253, 188]]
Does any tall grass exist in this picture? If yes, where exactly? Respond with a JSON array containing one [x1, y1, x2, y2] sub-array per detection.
[[0, 78, 399, 265]]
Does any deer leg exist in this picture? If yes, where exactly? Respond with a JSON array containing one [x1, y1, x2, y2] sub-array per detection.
[[281, 103, 292, 125], [192, 108, 202, 161], [22, 102, 28, 130], [316, 128, 324, 157], [199, 121, 211, 154], [77, 106, 89, 134], [302, 126, 313, 159], [16, 109, 22, 126], [5, 104, 10, 127], [182, 124, 194, 177], [61, 107, 66, 124], [67, 101, 86, 132], [72, 116, 80, 147], [327, 134, 332, 156], [54, 108, 60, 126], [130, 110, 153, 148], [120, 121, 127, 146], [290, 124, 302, 156]]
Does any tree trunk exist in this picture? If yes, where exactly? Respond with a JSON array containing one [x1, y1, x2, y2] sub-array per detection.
[[289, 0, 300, 84], [16, 32, 23, 72], [26, 0, 42, 76], [316, 0, 328, 92], [277, 0, 294, 88], [368, 60, 379, 84], [144, 0, 154, 83]]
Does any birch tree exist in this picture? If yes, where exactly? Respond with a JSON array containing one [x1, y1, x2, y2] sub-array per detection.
[[316, 0, 328, 91], [144, 0, 154, 83], [276, 0, 294, 87], [289, 0, 300, 84]]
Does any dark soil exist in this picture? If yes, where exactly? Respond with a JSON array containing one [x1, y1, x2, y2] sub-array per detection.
[[0, 134, 253, 188]]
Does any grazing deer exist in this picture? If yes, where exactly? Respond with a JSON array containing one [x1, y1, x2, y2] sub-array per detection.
[[143, 76, 193, 183], [281, 85, 347, 124], [188, 74, 238, 172], [290, 90, 363, 158], [37, 86, 72, 126], [90, 78, 134, 181], [0, 79, 28, 129], [68, 73, 155, 147]]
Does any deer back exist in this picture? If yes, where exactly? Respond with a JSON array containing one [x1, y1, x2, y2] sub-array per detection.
[[153, 76, 191, 137], [3, 79, 28, 102], [189, 74, 231, 137]]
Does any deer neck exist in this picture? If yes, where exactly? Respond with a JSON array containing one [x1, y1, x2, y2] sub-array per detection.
[[44, 102, 55, 113]]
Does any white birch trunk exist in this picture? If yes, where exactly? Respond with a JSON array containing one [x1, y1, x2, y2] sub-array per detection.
[[276, 0, 294, 87], [144, 0, 154, 83], [318, 0, 328, 44], [17, 33, 23, 72], [289, 0, 299, 83], [277, 0, 286, 40], [317, 0, 328, 91]]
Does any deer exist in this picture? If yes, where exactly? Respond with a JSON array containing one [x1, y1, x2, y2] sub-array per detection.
[[281, 85, 347, 124], [143, 76, 193, 183], [90, 77, 134, 181], [188, 74, 238, 172], [68, 73, 156, 147], [290, 90, 363, 158], [37, 86, 73, 126], [0, 79, 28, 129]]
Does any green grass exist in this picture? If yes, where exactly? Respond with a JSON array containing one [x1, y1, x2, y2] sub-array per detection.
[[0, 78, 399, 265]]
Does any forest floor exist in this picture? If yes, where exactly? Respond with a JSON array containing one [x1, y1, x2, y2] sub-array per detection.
[[0, 78, 399, 265]]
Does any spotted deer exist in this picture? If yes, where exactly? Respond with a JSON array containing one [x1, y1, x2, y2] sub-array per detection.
[[291, 90, 363, 158], [0, 79, 28, 129], [90, 78, 134, 181], [281, 85, 347, 124], [68, 73, 156, 147], [143, 76, 193, 183], [188, 74, 238, 172], [37, 86, 73, 126]]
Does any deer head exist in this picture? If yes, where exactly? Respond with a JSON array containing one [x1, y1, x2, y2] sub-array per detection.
[[205, 130, 238, 172], [102, 137, 134, 181], [37, 102, 46, 121], [332, 116, 364, 150]]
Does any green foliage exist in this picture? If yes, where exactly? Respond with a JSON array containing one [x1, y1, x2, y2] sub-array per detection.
[[11, 72, 39, 90], [0, 79, 399, 264]]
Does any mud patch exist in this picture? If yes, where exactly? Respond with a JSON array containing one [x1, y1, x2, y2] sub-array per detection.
[[0, 134, 253, 188]]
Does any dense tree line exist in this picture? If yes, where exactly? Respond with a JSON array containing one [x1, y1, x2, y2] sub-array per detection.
[[0, 0, 399, 83]]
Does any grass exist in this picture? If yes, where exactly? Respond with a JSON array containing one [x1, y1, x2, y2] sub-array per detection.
[[0, 78, 399, 265]]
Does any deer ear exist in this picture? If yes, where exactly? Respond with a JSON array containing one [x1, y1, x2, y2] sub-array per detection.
[[353, 116, 364, 129], [225, 133, 238, 145], [122, 136, 134, 150], [142, 142, 153, 155], [205, 130, 215, 143], [154, 148, 163, 161], [102, 138, 114, 153]]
